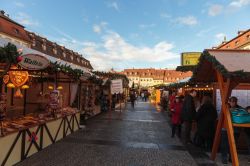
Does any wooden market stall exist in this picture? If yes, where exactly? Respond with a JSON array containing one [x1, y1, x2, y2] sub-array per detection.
[[0, 43, 90, 166], [191, 49, 250, 166]]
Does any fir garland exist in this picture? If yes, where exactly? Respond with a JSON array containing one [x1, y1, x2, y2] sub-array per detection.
[[87, 75, 103, 85], [176, 65, 196, 72], [0, 43, 21, 77], [93, 71, 129, 86], [191, 50, 249, 82]]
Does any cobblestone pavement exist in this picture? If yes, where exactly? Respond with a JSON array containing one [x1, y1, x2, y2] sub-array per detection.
[[17, 101, 217, 166]]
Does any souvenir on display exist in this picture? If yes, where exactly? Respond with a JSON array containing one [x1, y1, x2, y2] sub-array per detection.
[[0, 94, 7, 136], [47, 90, 60, 118]]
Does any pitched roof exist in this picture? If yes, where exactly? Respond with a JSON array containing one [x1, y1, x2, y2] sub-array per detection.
[[191, 49, 250, 83]]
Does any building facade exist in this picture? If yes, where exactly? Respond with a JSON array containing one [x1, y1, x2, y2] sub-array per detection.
[[121, 68, 192, 88], [216, 29, 250, 50], [0, 10, 93, 71]]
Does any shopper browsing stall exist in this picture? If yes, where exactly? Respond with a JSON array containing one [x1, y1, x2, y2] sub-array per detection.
[[170, 96, 183, 138]]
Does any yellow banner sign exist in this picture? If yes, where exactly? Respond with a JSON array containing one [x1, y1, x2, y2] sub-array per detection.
[[181, 52, 201, 66]]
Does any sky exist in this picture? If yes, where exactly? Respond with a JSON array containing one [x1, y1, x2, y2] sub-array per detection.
[[1, 0, 250, 71]]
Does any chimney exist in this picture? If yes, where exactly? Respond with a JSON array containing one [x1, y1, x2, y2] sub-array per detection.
[[238, 30, 245, 35], [0, 10, 5, 16]]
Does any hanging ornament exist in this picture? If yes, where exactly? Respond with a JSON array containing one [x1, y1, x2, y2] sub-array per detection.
[[3, 75, 9, 84], [7, 83, 15, 88], [9, 66, 29, 87], [16, 56, 23, 63], [14, 88, 23, 98]]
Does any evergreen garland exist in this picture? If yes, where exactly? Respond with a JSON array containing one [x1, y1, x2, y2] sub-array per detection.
[[176, 65, 196, 72], [93, 71, 129, 87], [0, 43, 21, 77], [191, 50, 249, 82], [87, 75, 103, 85]]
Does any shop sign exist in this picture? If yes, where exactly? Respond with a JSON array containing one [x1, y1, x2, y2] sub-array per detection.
[[181, 52, 201, 66], [111, 79, 123, 94], [19, 54, 50, 70]]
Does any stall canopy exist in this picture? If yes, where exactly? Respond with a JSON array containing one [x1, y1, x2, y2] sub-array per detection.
[[191, 49, 250, 83], [191, 49, 250, 166]]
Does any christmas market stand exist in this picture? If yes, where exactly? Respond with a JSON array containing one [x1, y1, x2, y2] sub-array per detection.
[[0, 38, 94, 165], [191, 49, 250, 166]]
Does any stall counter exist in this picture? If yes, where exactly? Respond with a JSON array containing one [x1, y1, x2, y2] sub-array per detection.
[[0, 111, 80, 166]]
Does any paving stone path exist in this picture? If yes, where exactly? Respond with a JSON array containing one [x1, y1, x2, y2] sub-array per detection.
[[16, 101, 217, 166]]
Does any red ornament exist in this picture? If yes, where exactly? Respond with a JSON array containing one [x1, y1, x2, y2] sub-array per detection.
[[16, 56, 23, 63]]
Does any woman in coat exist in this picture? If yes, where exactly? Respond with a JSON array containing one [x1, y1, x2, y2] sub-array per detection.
[[170, 96, 183, 138], [196, 96, 217, 150]]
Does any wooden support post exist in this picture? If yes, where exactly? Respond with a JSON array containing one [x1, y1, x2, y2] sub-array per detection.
[[211, 71, 239, 166], [23, 89, 27, 116]]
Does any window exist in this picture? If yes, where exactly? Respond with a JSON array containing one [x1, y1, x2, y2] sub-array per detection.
[[235, 41, 239, 46], [247, 35, 250, 40], [63, 52, 66, 58], [14, 28, 19, 34], [42, 44, 46, 51]]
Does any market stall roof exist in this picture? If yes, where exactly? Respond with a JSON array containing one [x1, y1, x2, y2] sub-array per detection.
[[0, 38, 93, 75], [191, 49, 250, 83], [178, 77, 191, 83]]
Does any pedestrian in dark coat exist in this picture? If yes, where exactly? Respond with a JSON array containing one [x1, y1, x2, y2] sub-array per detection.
[[195, 96, 217, 150], [170, 96, 183, 138], [181, 89, 197, 144]]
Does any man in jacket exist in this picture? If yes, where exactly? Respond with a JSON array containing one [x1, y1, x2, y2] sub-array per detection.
[[181, 89, 197, 144]]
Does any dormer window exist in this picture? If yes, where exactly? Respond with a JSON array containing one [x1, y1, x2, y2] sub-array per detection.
[[42, 44, 46, 51], [77, 58, 80, 62], [14, 28, 19, 34], [63, 52, 66, 58], [53, 48, 57, 54], [247, 35, 250, 40], [32, 40, 36, 47], [70, 55, 74, 61], [235, 41, 239, 46]]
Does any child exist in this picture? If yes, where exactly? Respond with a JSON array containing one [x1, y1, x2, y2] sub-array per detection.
[[170, 96, 183, 138]]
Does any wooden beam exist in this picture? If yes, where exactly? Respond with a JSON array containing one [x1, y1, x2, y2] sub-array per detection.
[[211, 71, 239, 166]]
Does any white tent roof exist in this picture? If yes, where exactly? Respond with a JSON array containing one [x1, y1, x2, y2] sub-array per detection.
[[178, 77, 191, 83], [0, 38, 92, 74]]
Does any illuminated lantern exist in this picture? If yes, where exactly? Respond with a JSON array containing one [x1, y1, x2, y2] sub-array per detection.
[[9, 66, 29, 87], [57, 86, 63, 90], [48, 85, 54, 90], [7, 83, 15, 88], [21, 85, 29, 89], [8, 66, 29, 98]]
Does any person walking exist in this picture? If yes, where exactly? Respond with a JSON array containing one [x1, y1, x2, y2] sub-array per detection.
[[170, 96, 183, 138], [181, 89, 197, 144], [195, 96, 217, 150], [130, 91, 136, 108]]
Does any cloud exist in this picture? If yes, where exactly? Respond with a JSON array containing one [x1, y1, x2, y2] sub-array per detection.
[[160, 13, 171, 19], [196, 27, 216, 37], [215, 33, 226, 42], [208, 4, 223, 16], [107, 2, 120, 11], [14, 12, 39, 26], [176, 16, 198, 26], [93, 22, 108, 34], [49, 27, 178, 71], [93, 25, 101, 34], [229, 0, 250, 8], [14, 2, 25, 7], [139, 23, 156, 29], [83, 31, 178, 70]]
